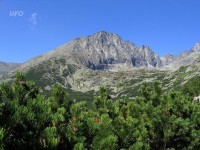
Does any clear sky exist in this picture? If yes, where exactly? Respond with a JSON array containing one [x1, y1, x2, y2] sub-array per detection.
[[1, 0, 200, 63]]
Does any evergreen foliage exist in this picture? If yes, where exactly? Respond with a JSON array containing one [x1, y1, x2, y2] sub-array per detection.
[[182, 76, 200, 96], [0, 73, 199, 149]]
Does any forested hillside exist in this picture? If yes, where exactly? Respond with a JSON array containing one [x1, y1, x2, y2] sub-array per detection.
[[0, 72, 199, 150]]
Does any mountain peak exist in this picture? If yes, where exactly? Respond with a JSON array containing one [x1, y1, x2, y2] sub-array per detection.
[[83, 31, 123, 49], [92, 31, 119, 36], [90, 31, 122, 41]]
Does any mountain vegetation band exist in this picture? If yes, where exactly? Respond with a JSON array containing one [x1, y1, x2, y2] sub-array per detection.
[[0, 72, 199, 149]]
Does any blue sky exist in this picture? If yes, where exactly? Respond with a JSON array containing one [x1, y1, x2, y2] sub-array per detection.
[[1, 0, 200, 63]]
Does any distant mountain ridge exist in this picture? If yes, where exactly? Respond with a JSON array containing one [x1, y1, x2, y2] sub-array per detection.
[[0, 61, 20, 78], [161, 43, 200, 69]]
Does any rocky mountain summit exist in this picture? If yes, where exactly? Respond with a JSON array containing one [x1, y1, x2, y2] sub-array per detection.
[[14, 31, 163, 73]]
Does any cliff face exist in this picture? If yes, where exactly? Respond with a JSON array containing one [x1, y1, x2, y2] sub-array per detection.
[[61, 31, 163, 69]]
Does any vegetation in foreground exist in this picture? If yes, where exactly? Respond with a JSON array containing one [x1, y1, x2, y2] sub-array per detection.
[[0, 73, 199, 150]]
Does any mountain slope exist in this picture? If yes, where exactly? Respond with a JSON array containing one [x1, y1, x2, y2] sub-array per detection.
[[2, 31, 200, 100]]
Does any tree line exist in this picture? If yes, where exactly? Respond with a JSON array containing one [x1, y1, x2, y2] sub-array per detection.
[[0, 72, 199, 150]]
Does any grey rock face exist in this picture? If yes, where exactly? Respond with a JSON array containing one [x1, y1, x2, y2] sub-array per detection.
[[13, 31, 163, 73], [192, 43, 200, 52], [0, 61, 20, 74], [0, 61, 20, 79], [24, 31, 162, 71], [161, 42, 200, 70], [161, 54, 176, 66]]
